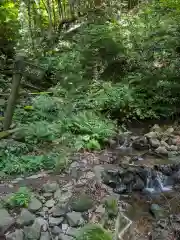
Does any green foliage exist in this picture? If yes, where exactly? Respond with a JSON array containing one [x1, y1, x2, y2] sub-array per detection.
[[6, 187, 31, 208], [75, 224, 112, 240], [104, 197, 118, 218]]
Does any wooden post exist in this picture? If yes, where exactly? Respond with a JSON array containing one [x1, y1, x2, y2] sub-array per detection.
[[3, 54, 25, 130]]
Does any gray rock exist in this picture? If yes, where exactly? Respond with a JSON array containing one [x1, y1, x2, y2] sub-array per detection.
[[66, 212, 84, 227], [0, 209, 15, 233], [17, 208, 35, 226], [51, 226, 63, 235], [45, 199, 55, 208], [93, 165, 104, 183], [66, 227, 79, 237], [40, 231, 51, 240], [95, 205, 105, 215], [51, 206, 66, 217], [155, 146, 168, 155], [58, 191, 72, 205], [145, 131, 158, 139], [61, 223, 69, 233], [49, 217, 64, 227], [70, 194, 93, 212], [6, 229, 24, 240], [24, 217, 48, 240], [165, 127, 174, 135], [43, 182, 59, 193], [150, 204, 166, 219], [59, 234, 73, 240], [149, 138, 160, 148], [43, 193, 53, 198], [169, 145, 178, 151], [151, 124, 161, 132], [132, 136, 149, 150], [160, 140, 170, 149], [54, 189, 62, 200], [28, 197, 42, 213]]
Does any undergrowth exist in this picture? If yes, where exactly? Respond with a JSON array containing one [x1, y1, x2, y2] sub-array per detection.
[[1, 1, 180, 175]]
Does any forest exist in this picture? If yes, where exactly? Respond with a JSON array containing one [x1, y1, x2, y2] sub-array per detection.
[[0, 0, 180, 240]]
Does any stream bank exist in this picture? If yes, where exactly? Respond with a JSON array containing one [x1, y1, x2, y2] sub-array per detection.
[[1, 123, 180, 239]]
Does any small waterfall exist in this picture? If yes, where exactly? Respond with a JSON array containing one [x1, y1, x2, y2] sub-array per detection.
[[144, 169, 172, 194]]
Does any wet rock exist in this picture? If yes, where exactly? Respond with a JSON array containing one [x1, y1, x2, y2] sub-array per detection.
[[28, 197, 42, 213], [0, 209, 15, 233], [49, 217, 64, 227], [123, 173, 134, 184], [43, 182, 59, 193], [51, 206, 66, 217], [150, 204, 166, 219], [70, 194, 93, 212], [6, 229, 24, 240], [59, 233, 73, 240], [155, 146, 168, 155], [45, 199, 55, 208], [149, 138, 160, 148], [51, 226, 63, 235], [132, 177, 145, 191], [17, 209, 35, 226], [66, 212, 84, 227], [40, 231, 51, 240], [132, 136, 149, 150]]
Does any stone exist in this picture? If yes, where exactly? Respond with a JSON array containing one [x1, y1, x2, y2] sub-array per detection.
[[93, 165, 104, 183], [6, 229, 24, 240], [59, 234, 73, 240], [51, 226, 63, 235], [24, 217, 48, 240], [145, 131, 158, 139], [40, 232, 51, 240], [43, 182, 59, 193], [28, 197, 42, 212], [149, 138, 160, 148], [27, 173, 47, 179], [45, 199, 55, 208], [155, 146, 168, 155], [54, 189, 62, 200], [49, 217, 64, 227], [51, 206, 66, 217], [66, 227, 79, 237], [132, 177, 145, 191], [70, 194, 94, 212], [132, 137, 149, 150], [58, 191, 72, 205], [169, 145, 178, 151], [17, 208, 35, 226], [95, 204, 105, 215], [61, 223, 69, 233], [66, 211, 84, 227], [0, 209, 15, 233], [151, 124, 161, 132], [165, 127, 174, 135], [150, 204, 166, 219], [160, 140, 170, 149], [43, 193, 53, 198]]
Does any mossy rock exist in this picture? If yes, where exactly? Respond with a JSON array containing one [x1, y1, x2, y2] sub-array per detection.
[[70, 194, 94, 212], [75, 224, 112, 240]]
